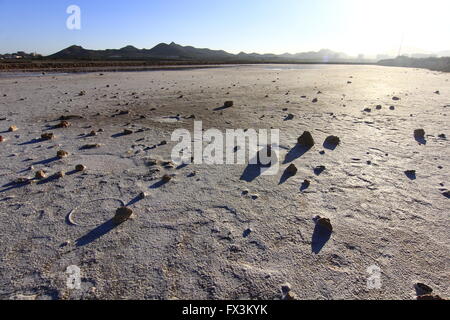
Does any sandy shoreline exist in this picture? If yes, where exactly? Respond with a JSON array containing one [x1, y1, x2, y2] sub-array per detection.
[[0, 65, 448, 300]]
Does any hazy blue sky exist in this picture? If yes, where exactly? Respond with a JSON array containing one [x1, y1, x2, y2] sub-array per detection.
[[1, 0, 449, 56]]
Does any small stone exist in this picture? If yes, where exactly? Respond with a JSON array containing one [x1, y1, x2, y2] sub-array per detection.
[[243, 228, 252, 237], [434, 90, 440, 94], [316, 217, 333, 232], [123, 129, 133, 135], [162, 174, 173, 183], [286, 164, 298, 176], [35, 170, 46, 179], [285, 114, 294, 120], [113, 207, 133, 224], [88, 130, 97, 136], [41, 132, 54, 140], [139, 191, 148, 199], [160, 141, 167, 146], [376, 105, 382, 110], [312, 98, 318, 103], [392, 96, 400, 101], [224, 101, 234, 108], [75, 164, 86, 172], [324, 135, 341, 146], [81, 144, 101, 149], [55, 171, 65, 179], [57, 120, 71, 128], [414, 129, 425, 139], [15, 177, 29, 184], [389, 106, 395, 110], [415, 283, 433, 295], [363, 108, 372, 112], [57, 150, 69, 159], [297, 131, 315, 148], [281, 283, 298, 300], [281, 283, 291, 295], [8, 125, 18, 132], [301, 179, 311, 190], [78, 90, 86, 96]]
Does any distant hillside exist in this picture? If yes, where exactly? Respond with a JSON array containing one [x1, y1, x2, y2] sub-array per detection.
[[378, 56, 450, 72], [47, 42, 362, 63]]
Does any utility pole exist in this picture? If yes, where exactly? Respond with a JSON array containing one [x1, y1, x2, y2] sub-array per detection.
[[397, 32, 405, 57]]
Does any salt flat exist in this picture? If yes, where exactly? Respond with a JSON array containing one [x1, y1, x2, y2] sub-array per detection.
[[0, 65, 448, 300]]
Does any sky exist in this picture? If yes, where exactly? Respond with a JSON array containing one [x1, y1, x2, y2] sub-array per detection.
[[0, 0, 449, 57]]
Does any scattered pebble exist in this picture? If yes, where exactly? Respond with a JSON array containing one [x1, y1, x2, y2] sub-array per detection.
[[75, 164, 86, 172], [414, 129, 425, 139], [57, 150, 69, 159], [35, 170, 46, 179], [41, 132, 54, 140], [324, 135, 341, 146], [415, 283, 433, 295], [316, 216, 333, 232], [8, 125, 18, 132], [286, 164, 298, 176], [297, 131, 315, 148], [224, 101, 234, 108], [57, 120, 71, 128], [113, 207, 133, 224], [55, 171, 65, 179], [139, 191, 148, 199], [81, 144, 101, 149]]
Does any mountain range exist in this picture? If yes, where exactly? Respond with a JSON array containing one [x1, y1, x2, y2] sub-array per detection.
[[48, 42, 359, 62]]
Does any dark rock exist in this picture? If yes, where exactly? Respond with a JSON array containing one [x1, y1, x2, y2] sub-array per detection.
[[75, 164, 86, 172], [284, 114, 294, 121], [224, 101, 234, 108], [414, 129, 425, 139], [297, 131, 315, 148], [314, 165, 326, 175], [113, 207, 133, 224], [324, 135, 340, 146], [57, 150, 69, 159], [286, 164, 298, 176], [41, 132, 54, 140], [415, 283, 433, 295], [316, 217, 333, 232]]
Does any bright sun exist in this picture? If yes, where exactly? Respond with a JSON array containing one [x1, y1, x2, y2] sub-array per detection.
[[339, 0, 450, 55]]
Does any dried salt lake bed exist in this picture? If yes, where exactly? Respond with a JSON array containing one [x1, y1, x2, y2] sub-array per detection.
[[0, 65, 449, 300]]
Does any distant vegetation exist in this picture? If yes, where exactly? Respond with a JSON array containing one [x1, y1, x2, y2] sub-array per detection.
[[378, 56, 450, 72]]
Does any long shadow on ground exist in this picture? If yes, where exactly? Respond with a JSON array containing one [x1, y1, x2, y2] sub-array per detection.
[[311, 224, 332, 254]]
